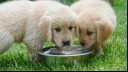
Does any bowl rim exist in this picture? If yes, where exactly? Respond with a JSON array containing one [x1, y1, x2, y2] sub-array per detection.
[[38, 50, 94, 57]]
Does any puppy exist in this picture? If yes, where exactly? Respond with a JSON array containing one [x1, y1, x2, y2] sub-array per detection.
[[71, 0, 117, 56], [0, 0, 78, 62]]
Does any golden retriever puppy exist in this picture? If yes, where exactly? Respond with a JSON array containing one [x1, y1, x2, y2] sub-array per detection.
[[0, 0, 78, 62], [71, 0, 117, 56]]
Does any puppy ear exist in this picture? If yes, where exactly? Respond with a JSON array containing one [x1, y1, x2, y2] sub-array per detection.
[[96, 21, 114, 44], [38, 16, 52, 41]]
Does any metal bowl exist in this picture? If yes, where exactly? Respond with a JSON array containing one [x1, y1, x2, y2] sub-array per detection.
[[38, 46, 94, 66]]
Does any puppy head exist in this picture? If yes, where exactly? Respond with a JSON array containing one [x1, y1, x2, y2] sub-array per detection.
[[77, 11, 114, 48], [39, 5, 78, 47]]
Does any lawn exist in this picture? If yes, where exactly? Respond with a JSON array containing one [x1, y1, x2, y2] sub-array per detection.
[[0, 0, 127, 71]]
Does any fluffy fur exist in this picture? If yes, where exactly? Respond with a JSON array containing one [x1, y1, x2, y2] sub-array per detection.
[[0, 0, 78, 62], [71, 0, 117, 56]]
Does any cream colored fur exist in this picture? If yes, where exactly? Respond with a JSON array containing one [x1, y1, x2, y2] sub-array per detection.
[[71, 0, 117, 56], [0, 0, 78, 62]]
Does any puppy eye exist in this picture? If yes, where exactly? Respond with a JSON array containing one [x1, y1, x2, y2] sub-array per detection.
[[69, 26, 73, 31], [87, 31, 93, 36], [55, 27, 61, 32]]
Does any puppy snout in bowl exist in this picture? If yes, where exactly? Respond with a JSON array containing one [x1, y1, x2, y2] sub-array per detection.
[[62, 40, 70, 46], [80, 41, 85, 46]]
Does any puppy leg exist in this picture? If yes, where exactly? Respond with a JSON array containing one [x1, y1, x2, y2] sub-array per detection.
[[24, 39, 43, 63], [0, 31, 15, 54], [95, 45, 104, 57]]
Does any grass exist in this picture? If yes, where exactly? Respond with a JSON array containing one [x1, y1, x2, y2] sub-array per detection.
[[0, 0, 127, 71]]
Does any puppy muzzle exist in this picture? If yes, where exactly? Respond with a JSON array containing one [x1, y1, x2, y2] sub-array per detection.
[[62, 40, 70, 46]]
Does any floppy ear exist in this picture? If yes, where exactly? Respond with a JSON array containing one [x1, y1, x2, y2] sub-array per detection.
[[96, 21, 114, 44], [38, 16, 52, 41]]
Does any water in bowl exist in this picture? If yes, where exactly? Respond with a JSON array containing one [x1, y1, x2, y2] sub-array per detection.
[[42, 46, 91, 55]]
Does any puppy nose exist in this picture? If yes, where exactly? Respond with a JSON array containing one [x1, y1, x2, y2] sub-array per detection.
[[80, 41, 85, 46], [62, 41, 70, 46]]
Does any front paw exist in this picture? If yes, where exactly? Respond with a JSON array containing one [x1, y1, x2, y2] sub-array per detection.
[[30, 53, 41, 63], [95, 45, 104, 57], [95, 50, 104, 57]]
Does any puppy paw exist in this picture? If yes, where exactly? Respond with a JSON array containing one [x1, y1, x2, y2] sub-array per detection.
[[30, 53, 41, 63], [95, 51, 104, 57], [95, 45, 104, 57]]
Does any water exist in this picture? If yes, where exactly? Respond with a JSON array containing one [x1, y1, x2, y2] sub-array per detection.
[[42, 46, 91, 55]]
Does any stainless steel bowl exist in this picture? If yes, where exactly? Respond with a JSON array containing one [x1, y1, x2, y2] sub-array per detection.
[[38, 46, 94, 66]]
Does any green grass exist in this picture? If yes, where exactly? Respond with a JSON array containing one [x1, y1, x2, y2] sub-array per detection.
[[0, 0, 127, 71]]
